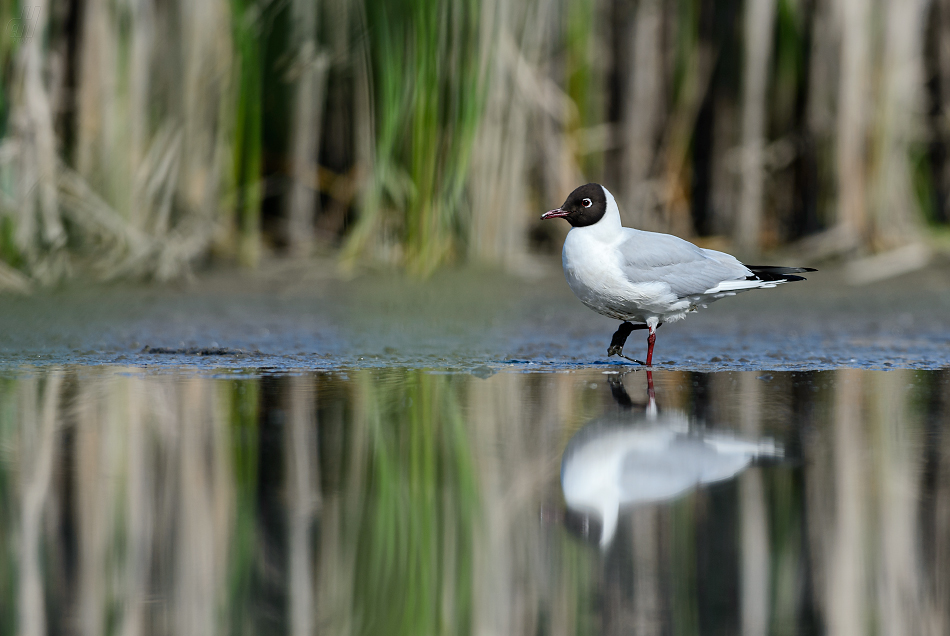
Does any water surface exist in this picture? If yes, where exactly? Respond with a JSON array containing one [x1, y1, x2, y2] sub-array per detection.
[[2, 364, 948, 635], [2, 264, 950, 371]]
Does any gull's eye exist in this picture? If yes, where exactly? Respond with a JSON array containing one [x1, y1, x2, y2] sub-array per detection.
[[582, 198, 592, 208]]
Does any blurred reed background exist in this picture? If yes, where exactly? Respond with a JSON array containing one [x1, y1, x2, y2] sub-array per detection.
[[2, 367, 950, 635], [1, 0, 949, 287]]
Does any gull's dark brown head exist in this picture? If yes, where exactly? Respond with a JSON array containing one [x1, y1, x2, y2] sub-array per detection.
[[541, 183, 608, 227]]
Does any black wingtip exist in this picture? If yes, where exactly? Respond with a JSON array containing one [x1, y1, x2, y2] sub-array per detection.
[[744, 265, 816, 282]]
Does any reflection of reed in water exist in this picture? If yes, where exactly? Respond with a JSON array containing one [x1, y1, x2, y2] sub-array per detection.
[[343, 370, 479, 635], [810, 370, 942, 635], [0, 370, 248, 634], [0, 367, 600, 636], [1, 367, 950, 634], [15, 370, 62, 636]]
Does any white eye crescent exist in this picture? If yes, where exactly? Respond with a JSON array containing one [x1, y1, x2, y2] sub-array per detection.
[[582, 198, 592, 208]]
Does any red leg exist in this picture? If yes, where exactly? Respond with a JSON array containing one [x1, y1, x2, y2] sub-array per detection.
[[645, 325, 657, 366]]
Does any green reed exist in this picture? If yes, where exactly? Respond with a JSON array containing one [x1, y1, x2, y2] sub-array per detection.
[[230, 0, 265, 268], [0, 4, 22, 275], [345, 0, 485, 275], [0, 3, 10, 138], [565, 0, 602, 177], [1, 0, 949, 285]]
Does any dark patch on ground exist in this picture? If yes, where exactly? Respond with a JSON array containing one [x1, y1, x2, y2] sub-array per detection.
[[141, 345, 249, 356]]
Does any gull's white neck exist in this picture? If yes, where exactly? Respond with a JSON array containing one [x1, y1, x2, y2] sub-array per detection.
[[569, 185, 623, 243]]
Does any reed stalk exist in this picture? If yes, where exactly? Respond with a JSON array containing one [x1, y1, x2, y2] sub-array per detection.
[[735, 0, 777, 254], [344, 0, 486, 275], [564, 0, 603, 179], [620, 0, 666, 232], [229, 0, 264, 268], [469, 0, 558, 268], [834, 0, 871, 250], [284, 0, 329, 258], [867, 0, 929, 250], [646, 0, 713, 239], [7, 0, 65, 282]]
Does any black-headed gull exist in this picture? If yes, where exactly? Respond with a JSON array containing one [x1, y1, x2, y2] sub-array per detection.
[[542, 183, 815, 364]]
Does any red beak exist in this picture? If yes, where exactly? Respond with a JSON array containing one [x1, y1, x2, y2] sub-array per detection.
[[541, 208, 570, 220]]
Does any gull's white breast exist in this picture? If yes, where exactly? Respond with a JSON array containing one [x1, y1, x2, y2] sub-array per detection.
[[562, 229, 689, 322]]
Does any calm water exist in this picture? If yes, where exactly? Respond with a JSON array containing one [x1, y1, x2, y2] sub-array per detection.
[[2, 365, 949, 635]]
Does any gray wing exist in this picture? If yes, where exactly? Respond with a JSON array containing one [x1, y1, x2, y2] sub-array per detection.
[[617, 229, 752, 298]]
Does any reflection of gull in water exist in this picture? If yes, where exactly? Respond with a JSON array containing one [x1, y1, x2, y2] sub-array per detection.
[[560, 376, 782, 548]]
